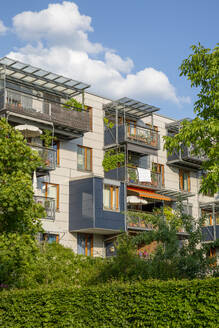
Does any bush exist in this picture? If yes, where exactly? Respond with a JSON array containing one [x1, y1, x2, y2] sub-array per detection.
[[0, 236, 104, 290], [0, 279, 218, 327]]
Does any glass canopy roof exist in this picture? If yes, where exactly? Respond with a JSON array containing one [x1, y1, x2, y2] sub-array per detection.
[[103, 97, 159, 119], [0, 57, 90, 97]]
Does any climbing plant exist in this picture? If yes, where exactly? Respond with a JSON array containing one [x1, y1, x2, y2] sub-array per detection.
[[40, 130, 56, 148], [102, 149, 125, 172]]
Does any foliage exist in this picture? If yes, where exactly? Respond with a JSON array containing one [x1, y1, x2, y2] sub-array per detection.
[[63, 98, 85, 111], [40, 129, 56, 148], [0, 279, 218, 327], [0, 240, 104, 290], [96, 205, 216, 282], [104, 117, 114, 129], [102, 149, 125, 172], [0, 233, 40, 289], [0, 119, 44, 234], [164, 43, 219, 195]]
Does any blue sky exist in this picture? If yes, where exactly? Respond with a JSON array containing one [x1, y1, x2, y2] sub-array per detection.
[[0, 0, 218, 119]]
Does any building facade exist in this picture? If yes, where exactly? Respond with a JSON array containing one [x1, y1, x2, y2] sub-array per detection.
[[0, 57, 218, 260]]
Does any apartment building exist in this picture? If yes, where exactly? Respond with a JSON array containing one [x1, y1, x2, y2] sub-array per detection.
[[0, 57, 218, 260]]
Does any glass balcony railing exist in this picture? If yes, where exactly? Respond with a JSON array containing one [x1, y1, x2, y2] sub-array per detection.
[[34, 195, 56, 220], [29, 144, 56, 171], [126, 124, 159, 149], [1, 89, 90, 133]]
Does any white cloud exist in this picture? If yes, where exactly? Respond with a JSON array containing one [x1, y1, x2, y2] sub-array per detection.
[[105, 52, 134, 74], [12, 1, 102, 53], [0, 20, 7, 35], [8, 1, 190, 105]]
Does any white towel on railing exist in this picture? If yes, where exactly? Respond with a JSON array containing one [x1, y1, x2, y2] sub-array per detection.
[[137, 168, 151, 182]]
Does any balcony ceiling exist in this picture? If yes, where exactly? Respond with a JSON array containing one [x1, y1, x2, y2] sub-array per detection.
[[0, 57, 90, 97], [103, 97, 159, 119]]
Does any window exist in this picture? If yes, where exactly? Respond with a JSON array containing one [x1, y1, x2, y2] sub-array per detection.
[[103, 185, 119, 211], [43, 182, 59, 210], [77, 145, 92, 172], [77, 234, 93, 256], [179, 169, 190, 192], [53, 140, 60, 165], [152, 163, 165, 187], [43, 233, 59, 244]]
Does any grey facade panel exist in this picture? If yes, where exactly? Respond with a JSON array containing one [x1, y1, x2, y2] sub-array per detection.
[[127, 143, 157, 155], [105, 167, 125, 181], [69, 178, 94, 231], [69, 177, 125, 232]]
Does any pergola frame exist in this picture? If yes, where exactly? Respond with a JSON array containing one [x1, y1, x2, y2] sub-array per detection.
[[0, 57, 90, 104]]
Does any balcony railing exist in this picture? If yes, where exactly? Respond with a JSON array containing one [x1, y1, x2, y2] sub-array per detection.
[[127, 215, 154, 230], [34, 196, 56, 220], [105, 166, 162, 189], [1, 89, 90, 133], [167, 145, 206, 166], [104, 124, 159, 151], [127, 167, 162, 188], [29, 144, 56, 171], [125, 124, 159, 149]]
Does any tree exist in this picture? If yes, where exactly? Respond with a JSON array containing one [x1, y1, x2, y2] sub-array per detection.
[[0, 119, 45, 234], [164, 43, 219, 195], [96, 206, 216, 282]]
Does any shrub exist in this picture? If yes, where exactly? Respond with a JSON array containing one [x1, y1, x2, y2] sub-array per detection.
[[0, 238, 104, 290], [0, 279, 218, 327]]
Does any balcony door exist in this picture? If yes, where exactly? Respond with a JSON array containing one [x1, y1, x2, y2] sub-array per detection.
[[77, 233, 93, 256]]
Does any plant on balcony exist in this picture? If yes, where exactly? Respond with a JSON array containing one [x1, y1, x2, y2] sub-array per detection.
[[104, 117, 114, 129], [40, 130, 57, 148], [102, 150, 125, 172], [63, 98, 86, 112], [128, 167, 137, 183]]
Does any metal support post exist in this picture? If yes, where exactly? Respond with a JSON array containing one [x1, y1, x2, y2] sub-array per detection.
[[82, 90, 85, 110], [212, 203, 216, 241]]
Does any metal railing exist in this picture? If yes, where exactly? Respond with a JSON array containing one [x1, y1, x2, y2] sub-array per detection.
[[34, 195, 56, 220], [127, 167, 162, 188], [29, 144, 56, 170], [1, 89, 90, 132], [125, 124, 159, 149], [127, 215, 154, 229]]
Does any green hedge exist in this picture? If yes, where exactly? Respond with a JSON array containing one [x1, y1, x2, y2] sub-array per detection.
[[0, 279, 218, 327]]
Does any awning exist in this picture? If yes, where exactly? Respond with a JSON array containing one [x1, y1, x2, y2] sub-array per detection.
[[127, 186, 172, 202]]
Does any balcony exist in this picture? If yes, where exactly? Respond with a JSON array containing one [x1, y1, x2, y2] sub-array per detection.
[[0, 89, 90, 138], [104, 124, 159, 154], [127, 215, 154, 230], [34, 196, 56, 220], [29, 144, 56, 171], [105, 166, 162, 190], [167, 145, 205, 169]]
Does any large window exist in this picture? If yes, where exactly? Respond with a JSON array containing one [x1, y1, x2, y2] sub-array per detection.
[[103, 185, 119, 211], [77, 145, 92, 172], [179, 169, 190, 192], [77, 234, 93, 256]]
